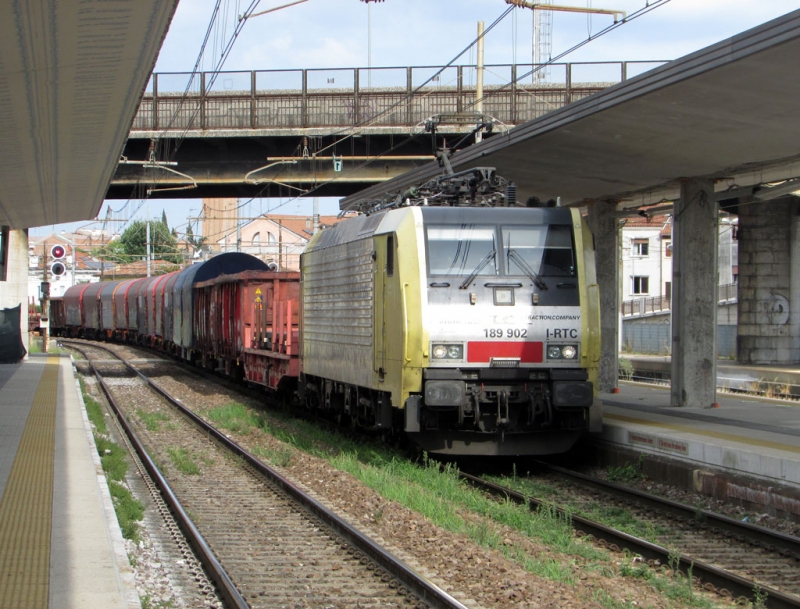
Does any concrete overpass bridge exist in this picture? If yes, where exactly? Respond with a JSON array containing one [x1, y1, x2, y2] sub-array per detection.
[[109, 61, 663, 199]]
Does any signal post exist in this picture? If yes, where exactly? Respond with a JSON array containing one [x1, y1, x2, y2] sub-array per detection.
[[40, 243, 67, 353]]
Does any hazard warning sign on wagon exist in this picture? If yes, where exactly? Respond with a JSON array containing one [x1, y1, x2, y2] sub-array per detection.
[[255, 287, 263, 303]]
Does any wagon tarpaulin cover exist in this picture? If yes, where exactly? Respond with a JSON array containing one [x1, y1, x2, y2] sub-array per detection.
[[0, 305, 26, 363]]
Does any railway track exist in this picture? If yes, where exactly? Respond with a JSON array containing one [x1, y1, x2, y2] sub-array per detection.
[[461, 464, 800, 609], [64, 339, 467, 609]]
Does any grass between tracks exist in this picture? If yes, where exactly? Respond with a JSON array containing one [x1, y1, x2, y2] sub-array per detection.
[[81, 378, 145, 542], [207, 401, 735, 609]]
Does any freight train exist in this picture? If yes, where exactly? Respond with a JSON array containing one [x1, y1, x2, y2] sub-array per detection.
[[51, 167, 602, 456]]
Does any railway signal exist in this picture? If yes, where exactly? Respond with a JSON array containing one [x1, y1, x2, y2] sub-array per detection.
[[50, 244, 67, 277]]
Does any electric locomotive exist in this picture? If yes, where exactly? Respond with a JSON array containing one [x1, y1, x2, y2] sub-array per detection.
[[299, 167, 602, 456]]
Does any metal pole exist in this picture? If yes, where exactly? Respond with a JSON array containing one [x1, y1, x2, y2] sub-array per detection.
[[367, 3, 372, 88], [476, 21, 485, 143], [146, 209, 151, 278]]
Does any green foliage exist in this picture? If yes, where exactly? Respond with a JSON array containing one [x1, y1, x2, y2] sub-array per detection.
[[618, 357, 634, 381], [207, 402, 261, 435], [606, 455, 645, 483], [92, 238, 129, 265], [84, 394, 107, 435], [136, 409, 171, 432], [751, 585, 768, 609], [167, 447, 201, 475], [108, 480, 144, 541], [119, 219, 183, 264], [79, 386, 143, 541]]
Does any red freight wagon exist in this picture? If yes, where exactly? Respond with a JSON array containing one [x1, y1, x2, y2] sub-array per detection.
[[99, 280, 124, 338], [161, 271, 180, 345], [146, 271, 178, 343], [135, 276, 159, 341], [194, 270, 300, 393], [49, 297, 66, 335], [63, 283, 92, 334], [112, 279, 140, 340]]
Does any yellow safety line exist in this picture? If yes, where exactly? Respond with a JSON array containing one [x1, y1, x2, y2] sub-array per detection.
[[0, 357, 59, 609], [605, 412, 800, 455]]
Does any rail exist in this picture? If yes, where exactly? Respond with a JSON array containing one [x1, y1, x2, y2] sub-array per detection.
[[133, 61, 666, 132], [622, 283, 737, 317]]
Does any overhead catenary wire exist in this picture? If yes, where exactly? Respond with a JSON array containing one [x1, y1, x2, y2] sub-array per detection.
[[117, 0, 264, 233], [258, 1, 673, 213], [123, 1, 672, 235]]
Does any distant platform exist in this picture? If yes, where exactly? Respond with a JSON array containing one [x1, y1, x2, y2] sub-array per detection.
[[594, 381, 800, 519], [624, 355, 800, 397]]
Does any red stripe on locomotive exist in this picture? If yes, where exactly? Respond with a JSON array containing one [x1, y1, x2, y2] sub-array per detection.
[[467, 341, 543, 363]]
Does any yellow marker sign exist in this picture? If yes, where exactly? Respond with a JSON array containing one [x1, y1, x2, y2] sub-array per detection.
[[255, 288, 262, 295]]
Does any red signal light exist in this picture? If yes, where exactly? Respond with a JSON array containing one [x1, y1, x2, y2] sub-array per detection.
[[51, 244, 66, 259]]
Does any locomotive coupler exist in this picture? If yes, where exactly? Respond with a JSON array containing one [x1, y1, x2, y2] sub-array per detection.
[[496, 390, 509, 428]]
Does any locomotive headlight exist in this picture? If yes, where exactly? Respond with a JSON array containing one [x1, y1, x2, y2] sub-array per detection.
[[561, 345, 577, 359], [547, 344, 579, 360], [431, 343, 464, 360]]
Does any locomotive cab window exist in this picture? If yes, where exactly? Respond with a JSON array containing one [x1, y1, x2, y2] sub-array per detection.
[[426, 225, 497, 276], [502, 224, 575, 277]]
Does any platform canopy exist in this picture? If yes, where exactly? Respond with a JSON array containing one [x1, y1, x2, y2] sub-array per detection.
[[0, 1, 179, 230], [341, 9, 800, 211]]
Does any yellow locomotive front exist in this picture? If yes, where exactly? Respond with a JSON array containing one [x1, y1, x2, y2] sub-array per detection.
[[300, 168, 601, 456], [406, 205, 601, 455]]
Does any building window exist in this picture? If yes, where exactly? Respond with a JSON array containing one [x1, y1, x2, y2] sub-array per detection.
[[632, 239, 649, 257], [632, 276, 649, 295], [664, 239, 672, 257], [252, 232, 261, 245]]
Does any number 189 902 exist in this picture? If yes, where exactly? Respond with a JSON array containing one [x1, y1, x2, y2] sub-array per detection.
[[483, 328, 528, 338]]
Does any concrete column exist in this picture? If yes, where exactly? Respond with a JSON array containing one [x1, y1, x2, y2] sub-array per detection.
[[737, 195, 799, 363], [792, 204, 800, 360], [0, 229, 30, 354], [671, 179, 718, 407], [587, 201, 620, 392]]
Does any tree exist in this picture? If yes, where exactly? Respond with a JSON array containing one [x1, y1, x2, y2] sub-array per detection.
[[185, 221, 205, 249], [119, 219, 183, 264], [93, 239, 128, 265]]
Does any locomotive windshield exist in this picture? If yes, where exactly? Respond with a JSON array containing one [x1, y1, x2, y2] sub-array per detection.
[[426, 225, 497, 276], [503, 225, 575, 277], [426, 222, 575, 278]]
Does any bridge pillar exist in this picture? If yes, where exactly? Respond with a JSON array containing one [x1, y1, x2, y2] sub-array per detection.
[[671, 179, 718, 407], [737, 195, 800, 364], [588, 201, 620, 392]]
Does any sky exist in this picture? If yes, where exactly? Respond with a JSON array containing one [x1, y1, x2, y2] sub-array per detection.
[[32, 0, 800, 237]]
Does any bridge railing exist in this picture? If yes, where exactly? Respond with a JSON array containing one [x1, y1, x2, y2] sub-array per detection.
[[621, 283, 738, 317], [133, 61, 666, 132]]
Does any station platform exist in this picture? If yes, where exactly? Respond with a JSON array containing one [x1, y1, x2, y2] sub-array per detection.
[[596, 381, 800, 518], [0, 354, 139, 608]]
